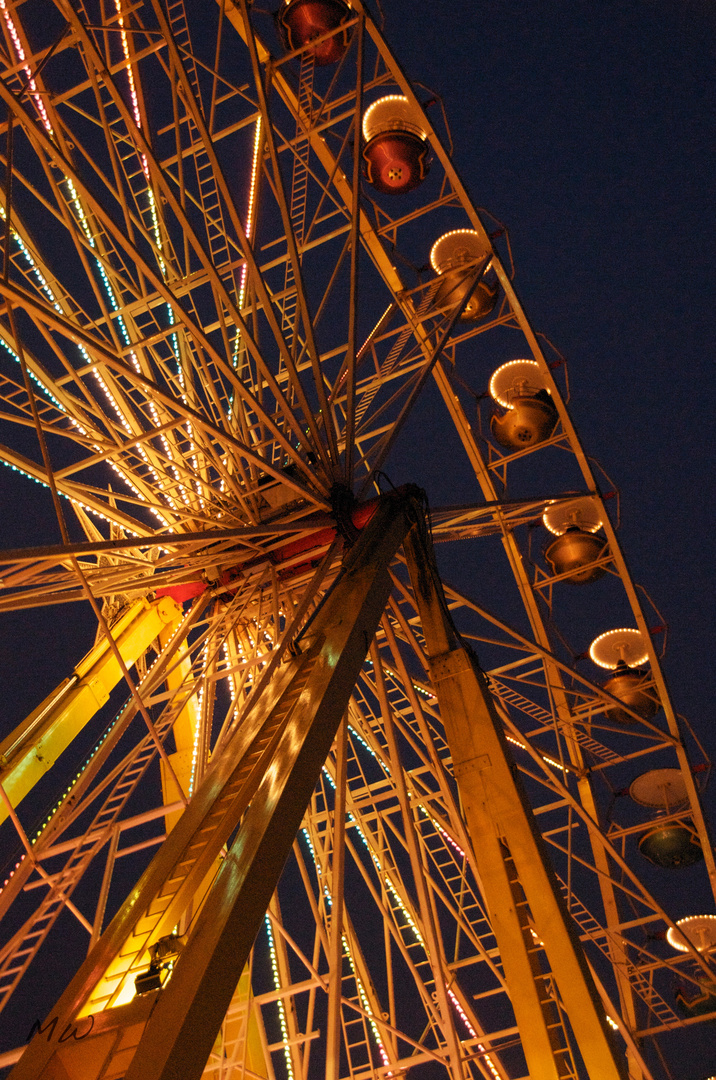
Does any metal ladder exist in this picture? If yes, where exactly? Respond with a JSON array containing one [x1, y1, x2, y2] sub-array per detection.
[[489, 677, 620, 764], [165, 0, 235, 290], [501, 846, 579, 1080], [554, 876, 681, 1029], [300, 791, 398, 1079], [83, 651, 319, 1013], [280, 51, 315, 349], [0, 674, 201, 1017]]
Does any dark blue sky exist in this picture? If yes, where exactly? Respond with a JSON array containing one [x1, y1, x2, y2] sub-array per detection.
[[382, 9, 716, 1070], [383, 0, 715, 762]]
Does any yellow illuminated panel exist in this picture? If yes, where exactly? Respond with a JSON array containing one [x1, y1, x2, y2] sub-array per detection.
[[0, 596, 182, 825]]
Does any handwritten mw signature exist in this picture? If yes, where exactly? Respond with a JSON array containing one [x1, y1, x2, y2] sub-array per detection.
[[27, 1013, 95, 1043]]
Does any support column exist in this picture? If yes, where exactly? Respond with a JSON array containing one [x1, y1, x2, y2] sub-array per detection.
[[403, 524, 625, 1080]]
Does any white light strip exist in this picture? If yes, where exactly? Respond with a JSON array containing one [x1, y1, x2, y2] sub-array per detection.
[[0, 6, 172, 527], [264, 913, 295, 1080]]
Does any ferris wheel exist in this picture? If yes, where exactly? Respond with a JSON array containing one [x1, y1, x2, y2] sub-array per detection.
[[0, 2, 714, 1080]]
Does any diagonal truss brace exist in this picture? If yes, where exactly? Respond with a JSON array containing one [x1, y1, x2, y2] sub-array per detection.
[[9, 487, 417, 1080], [403, 522, 626, 1080]]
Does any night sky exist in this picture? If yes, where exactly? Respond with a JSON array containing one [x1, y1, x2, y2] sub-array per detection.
[[386, 6, 716, 1071], [381, 0, 716, 788], [0, 0, 715, 1075]]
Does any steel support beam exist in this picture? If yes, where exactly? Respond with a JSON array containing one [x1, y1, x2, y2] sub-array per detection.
[[403, 522, 626, 1080], [9, 489, 416, 1080], [0, 596, 181, 825]]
